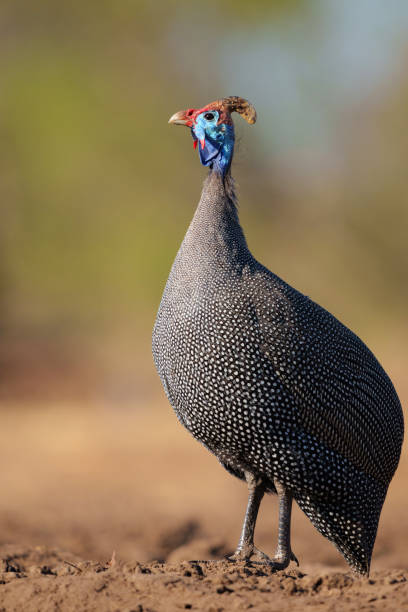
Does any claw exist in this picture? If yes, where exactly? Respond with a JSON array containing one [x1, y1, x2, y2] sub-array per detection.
[[290, 551, 299, 567]]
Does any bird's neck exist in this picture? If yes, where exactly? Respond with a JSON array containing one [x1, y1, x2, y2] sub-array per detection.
[[181, 170, 250, 267], [211, 129, 234, 176]]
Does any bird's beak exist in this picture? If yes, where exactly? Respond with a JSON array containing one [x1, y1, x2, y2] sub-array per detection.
[[168, 110, 192, 126]]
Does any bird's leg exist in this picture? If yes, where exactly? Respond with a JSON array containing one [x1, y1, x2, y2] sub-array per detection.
[[227, 471, 271, 563], [272, 478, 299, 569], [227, 473, 299, 568]]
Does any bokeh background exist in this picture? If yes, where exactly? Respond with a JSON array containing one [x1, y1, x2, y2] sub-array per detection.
[[0, 0, 407, 572]]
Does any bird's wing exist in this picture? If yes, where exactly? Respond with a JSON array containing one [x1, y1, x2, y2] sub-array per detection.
[[247, 265, 403, 485]]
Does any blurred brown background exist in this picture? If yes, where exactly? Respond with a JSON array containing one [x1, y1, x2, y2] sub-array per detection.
[[0, 0, 407, 572]]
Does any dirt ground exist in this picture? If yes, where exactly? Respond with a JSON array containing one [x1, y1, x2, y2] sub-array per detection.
[[0, 365, 407, 611]]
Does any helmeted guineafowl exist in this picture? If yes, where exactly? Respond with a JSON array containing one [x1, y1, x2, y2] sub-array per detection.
[[152, 96, 404, 575]]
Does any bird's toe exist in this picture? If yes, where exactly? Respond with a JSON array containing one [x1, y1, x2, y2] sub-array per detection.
[[226, 544, 272, 565], [290, 550, 300, 567]]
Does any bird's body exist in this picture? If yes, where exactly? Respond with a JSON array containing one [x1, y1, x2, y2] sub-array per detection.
[[152, 97, 403, 574]]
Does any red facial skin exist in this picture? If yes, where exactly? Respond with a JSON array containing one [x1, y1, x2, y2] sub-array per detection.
[[180, 104, 233, 128]]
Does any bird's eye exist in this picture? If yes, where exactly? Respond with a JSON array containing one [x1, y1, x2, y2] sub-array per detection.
[[204, 112, 215, 121]]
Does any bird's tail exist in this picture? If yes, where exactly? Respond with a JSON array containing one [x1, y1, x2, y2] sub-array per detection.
[[295, 478, 387, 575]]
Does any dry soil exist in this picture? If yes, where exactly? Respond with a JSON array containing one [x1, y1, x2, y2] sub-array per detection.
[[0, 384, 406, 611]]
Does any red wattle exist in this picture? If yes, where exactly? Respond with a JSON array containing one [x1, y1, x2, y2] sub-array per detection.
[[200, 138, 205, 150], [193, 140, 197, 150]]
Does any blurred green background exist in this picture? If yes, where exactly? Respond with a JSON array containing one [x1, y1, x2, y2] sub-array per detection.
[[1, 0, 407, 402]]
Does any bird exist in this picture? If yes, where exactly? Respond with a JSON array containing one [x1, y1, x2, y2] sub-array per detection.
[[152, 96, 404, 575]]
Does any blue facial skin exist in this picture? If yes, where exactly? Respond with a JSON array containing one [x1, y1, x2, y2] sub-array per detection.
[[192, 111, 235, 176]]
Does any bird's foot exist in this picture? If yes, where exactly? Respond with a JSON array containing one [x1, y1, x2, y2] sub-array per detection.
[[270, 550, 299, 571], [226, 545, 299, 571], [270, 548, 299, 570], [226, 543, 271, 564]]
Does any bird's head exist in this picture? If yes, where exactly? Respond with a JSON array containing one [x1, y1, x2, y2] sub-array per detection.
[[169, 96, 257, 175]]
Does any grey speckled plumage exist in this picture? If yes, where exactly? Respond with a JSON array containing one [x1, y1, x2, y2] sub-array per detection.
[[152, 111, 404, 575]]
